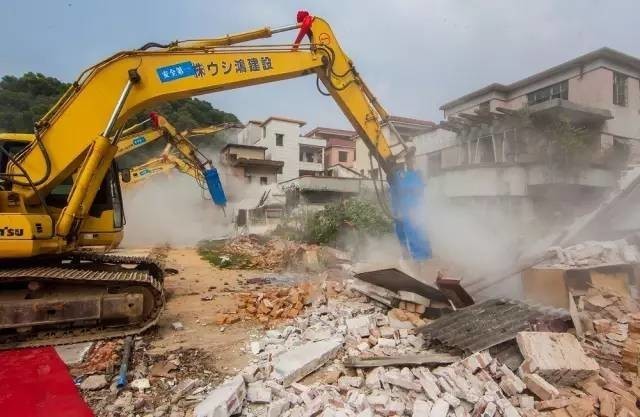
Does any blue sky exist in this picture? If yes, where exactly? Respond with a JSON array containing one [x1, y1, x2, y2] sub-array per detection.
[[2, 0, 639, 130]]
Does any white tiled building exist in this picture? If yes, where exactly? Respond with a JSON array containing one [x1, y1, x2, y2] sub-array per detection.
[[239, 116, 326, 183]]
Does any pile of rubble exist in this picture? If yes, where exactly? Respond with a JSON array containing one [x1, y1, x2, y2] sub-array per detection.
[[233, 282, 315, 326], [573, 287, 640, 373], [186, 273, 638, 417], [71, 241, 640, 417], [545, 240, 640, 268], [201, 235, 323, 271]]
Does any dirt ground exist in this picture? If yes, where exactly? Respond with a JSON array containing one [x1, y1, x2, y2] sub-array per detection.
[[147, 248, 268, 374], [79, 244, 335, 416]]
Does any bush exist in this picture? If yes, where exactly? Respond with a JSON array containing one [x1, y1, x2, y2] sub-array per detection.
[[302, 199, 392, 245]]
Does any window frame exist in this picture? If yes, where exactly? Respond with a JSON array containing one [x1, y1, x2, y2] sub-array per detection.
[[338, 150, 349, 163], [613, 72, 628, 107], [275, 133, 284, 146], [527, 80, 569, 105]]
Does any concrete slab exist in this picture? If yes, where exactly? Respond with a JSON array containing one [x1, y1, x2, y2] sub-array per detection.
[[272, 338, 343, 386], [194, 375, 246, 417], [517, 332, 599, 385], [55, 342, 94, 366]]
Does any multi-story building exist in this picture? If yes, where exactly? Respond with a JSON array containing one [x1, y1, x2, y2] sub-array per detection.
[[413, 47, 639, 230], [303, 127, 357, 173], [238, 116, 325, 182]]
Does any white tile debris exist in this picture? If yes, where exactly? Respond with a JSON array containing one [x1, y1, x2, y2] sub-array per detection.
[[246, 381, 272, 403], [194, 375, 246, 417], [272, 338, 344, 386]]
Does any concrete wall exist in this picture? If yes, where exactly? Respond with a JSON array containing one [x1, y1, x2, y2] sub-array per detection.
[[244, 166, 278, 185], [352, 124, 403, 180], [428, 164, 616, 198], [239, 122, 262, 145], [327, 164, 362, 178], [224, 146, 265, 160], [354, 136, 374, 177], [255, 119, 303, 183], [299, 160, 324, 172], [325, 145, 355, 168]]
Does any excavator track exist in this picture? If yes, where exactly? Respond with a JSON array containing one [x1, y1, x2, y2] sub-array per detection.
[[0, 251, 165, 349]]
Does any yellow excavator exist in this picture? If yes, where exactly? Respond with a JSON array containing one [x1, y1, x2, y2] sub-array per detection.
[[118, 113, 240, 190], [116, 113, 241, 159], [0, 10, 428, 348], [2, 115, 240, 200]]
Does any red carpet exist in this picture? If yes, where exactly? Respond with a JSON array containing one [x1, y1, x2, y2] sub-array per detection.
[[0, 347, 94, 417]]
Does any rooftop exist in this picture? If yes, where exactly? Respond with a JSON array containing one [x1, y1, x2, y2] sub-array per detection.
[[261, 116, 306, 127], [440, 47, 640, 111], [326, 137, 356, 148], [304, 127, 356, 138]]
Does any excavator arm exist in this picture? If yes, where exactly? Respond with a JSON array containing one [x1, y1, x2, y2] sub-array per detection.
[[120, 115, 237, 192], [114, 118, 165, 158], [121, 152, 200, 185], [181, 122, 244, 139]]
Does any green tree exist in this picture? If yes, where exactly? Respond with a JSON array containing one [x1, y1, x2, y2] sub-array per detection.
[[0, 72, 239, 133], [0, 73, 69, 133]]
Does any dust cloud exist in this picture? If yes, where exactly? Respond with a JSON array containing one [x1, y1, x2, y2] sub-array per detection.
[[120, 166, 273, 247], [120, 174, 232, 247], [347, 184, 541, 297]]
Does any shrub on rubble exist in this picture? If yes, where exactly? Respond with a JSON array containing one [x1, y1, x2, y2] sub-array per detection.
[[303, 199, 392, 245]]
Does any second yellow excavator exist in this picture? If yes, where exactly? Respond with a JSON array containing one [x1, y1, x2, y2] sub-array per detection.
[[117, 112, 239, 194], [0, 10, 429, 348]]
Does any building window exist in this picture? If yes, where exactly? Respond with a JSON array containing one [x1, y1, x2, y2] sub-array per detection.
[[613, 72, 628, 106], [474, 135, 495, 164], [338, 151, 348, 163], [260, 176, 268, 185], [275, 133, 284, 146], [479, 101, 490, 113], [527, 80, 568, 105]]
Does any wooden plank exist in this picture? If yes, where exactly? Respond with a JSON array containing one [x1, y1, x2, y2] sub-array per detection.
[[522, 268, 569, 308], [343, 352, 460, 368]]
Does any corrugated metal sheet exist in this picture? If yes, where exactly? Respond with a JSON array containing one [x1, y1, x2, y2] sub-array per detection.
[[418, 298, 568, 353]]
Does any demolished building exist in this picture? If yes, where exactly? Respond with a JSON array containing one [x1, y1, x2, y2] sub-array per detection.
[[411, 47, 640, 235]]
